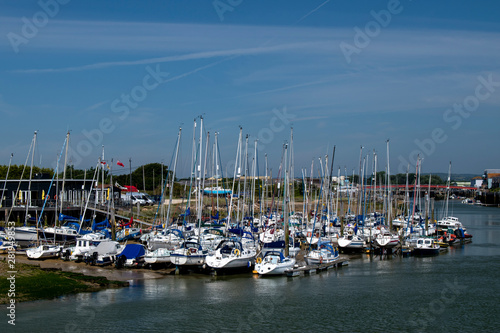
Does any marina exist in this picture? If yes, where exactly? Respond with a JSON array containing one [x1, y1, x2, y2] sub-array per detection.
[[1, 1, 500, 331], [1, 203, 498, 332]]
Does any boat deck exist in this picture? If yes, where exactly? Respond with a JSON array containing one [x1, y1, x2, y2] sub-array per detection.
[[285, 256, 349, 277]]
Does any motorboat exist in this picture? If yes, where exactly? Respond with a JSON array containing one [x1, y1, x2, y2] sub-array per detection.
[[413, 238, 441, 256], [26, 244, 62, 260]]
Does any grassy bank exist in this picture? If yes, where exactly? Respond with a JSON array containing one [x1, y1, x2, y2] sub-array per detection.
[[0, 260, 128, 304]]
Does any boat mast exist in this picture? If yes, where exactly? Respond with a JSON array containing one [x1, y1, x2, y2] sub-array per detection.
[[357, 145, 364, 219], [197, 116, 204, 229], [251, 140, 257, 223], [110, 158, 116, 240], [318, 156, 325, 234], [328, 146, 336, 226], [263, 153, 268, 222], [26, 131, 37, 225], [165, 127, 181, 226], [289, 127, 295, 216], [444, 161, 452, 219], [386, 139, 392, 230], [283, 143, 289, 257], [227, 126, 242, 226], [426, 174, 432, 235], [214, 132, 219, 219], [59, 131, 70, 218], [161, 161, 164, 220], [236, 131, 244, 223], [361, 156, 366, 237], [200, 130, 210, 225], [410, 156, 420, 231], [242, 134, 249, 223], [55, 152, 59, 229], [308, 159, 314, 219], [80, 169, 86, 218], [323, 154, 329, 228], [373, 151, 377, 221], [335, 167, 340, 231], [310, 159, 324, 249], [301, 168, 306, 230], [101, 145, 105, 206]]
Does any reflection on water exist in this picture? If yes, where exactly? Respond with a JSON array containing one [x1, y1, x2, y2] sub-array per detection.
[[2, 203, 499, 332]]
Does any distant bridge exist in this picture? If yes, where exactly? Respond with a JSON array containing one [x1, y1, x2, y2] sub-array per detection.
[[362, 185, 476, 191]]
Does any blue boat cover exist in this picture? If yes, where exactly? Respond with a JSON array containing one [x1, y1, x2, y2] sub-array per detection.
[[92, 218, 111, 231], [119, 244, 145, 259], [263, 240, 285, 248], [228, 228, 244, 236]]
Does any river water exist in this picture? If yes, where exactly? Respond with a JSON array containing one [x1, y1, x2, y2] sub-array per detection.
[[2, 202, 499, 332]]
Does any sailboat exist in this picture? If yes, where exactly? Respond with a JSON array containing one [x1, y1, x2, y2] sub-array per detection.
[[337, 224, 365, 252], [171, 117, 211, 269], [205, 238, 256, 271], [26, 133, 73, 259], [13, 132, 41, 243], [170, 240, 208, 266], [373, 228, 400, 249], [304, 243, 339, 265], [144, 247, 172, 266], [254, 251, 296, 275], [435, 162, 472, 241]]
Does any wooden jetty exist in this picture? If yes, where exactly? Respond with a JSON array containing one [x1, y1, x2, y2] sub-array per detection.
[[285, 256, 349, 277]]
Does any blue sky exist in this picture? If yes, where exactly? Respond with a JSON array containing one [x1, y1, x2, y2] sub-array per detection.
[[1, 0, 499, 178]]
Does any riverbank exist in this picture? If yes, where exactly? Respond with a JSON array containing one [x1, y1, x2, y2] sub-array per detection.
[[0, 258, 131, 304], [6, 254, 174, 281]]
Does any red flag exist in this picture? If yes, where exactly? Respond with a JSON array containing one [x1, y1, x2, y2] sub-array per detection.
[[100, 161, 106, 165], [117, 160, 125, 167]]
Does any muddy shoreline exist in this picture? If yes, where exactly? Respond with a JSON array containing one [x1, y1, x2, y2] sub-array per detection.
[[2, 253, 174, 282]]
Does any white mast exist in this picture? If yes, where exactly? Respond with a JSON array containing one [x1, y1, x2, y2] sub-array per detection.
[[59, 131, 70, 217], [166, 127, 181, 226], [242, 134, 249, 221], [227, 127, 242, 226], [26, 131, 37, 224], [386, 139, 392, 229], [197, 116, 204, 226]]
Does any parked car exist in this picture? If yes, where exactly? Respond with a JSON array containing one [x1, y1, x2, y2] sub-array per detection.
[[121, 192, 155, 205]]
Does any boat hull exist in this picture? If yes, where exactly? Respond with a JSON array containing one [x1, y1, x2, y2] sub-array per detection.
[[170, 253, 206, 266], [413, 248, 440, 256], [205, 253, 254, 270], [374, 238, 399, 249], [338, 237, 364, 250], [26, 245, 62, 260], [256, 259, 296, 275], [14, 227, 39, 242]]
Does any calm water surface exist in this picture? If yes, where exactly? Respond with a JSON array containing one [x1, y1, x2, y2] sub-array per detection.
[[2, 203, 499, 332]]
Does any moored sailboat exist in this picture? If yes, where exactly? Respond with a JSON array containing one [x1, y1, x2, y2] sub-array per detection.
[[205, 238, 256, 271], [254, 251, 296, 276]]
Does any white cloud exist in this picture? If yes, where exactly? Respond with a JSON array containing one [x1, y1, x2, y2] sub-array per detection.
[[3, 17, 498, 75]]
